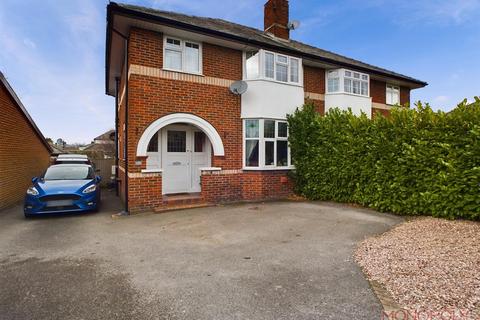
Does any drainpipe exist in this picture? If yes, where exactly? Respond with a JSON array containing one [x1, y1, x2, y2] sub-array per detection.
[[114, 77, 119, 197], [123, 35, 129, 215]]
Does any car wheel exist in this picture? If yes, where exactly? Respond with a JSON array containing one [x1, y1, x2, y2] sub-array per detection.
[[24, 212, 32, 219]]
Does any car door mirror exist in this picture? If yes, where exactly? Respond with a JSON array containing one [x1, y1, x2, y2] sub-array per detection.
[[95, 176, 102, 183], [32, 177, 39, 184]]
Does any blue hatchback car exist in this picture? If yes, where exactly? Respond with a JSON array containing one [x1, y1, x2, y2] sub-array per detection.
[[24, 164, 101, 218]]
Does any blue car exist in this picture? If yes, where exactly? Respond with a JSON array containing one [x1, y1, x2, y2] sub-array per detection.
[[24, 164, 101, 218]]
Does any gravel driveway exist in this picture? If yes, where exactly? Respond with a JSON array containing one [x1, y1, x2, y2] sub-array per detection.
[[0, 191, 402, 320]]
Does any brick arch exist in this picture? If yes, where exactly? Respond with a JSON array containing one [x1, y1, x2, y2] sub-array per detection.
[[136, 113, 225, 157]]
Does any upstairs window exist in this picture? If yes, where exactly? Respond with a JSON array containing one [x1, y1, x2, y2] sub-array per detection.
[[245, 50, 301, 85], [327, 69, 369, 97], [327, 70, 340, 92], [264, 51, 300, 84], [245, 51, 261, 79], [386, 85, 400, 105], [164, 36, 201, 74]]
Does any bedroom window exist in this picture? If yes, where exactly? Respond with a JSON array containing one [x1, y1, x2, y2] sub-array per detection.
[[327, 69, 370, 97], [244, 119, 291, 169], [164, 36, 201, 74], [263, 51, 300, 84], [386, 85, 400, 105], [327, 70, 340, 92], [245, 51, 260, 79], [244, 50, 301, 84]]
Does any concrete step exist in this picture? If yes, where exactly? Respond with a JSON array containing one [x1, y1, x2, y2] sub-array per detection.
[[154, 202, 213, 213], [155, 193, 212, 213]]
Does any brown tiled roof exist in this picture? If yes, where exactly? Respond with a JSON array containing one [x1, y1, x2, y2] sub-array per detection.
[[112, 2, 427, 86], [94, 129, 115, 141]]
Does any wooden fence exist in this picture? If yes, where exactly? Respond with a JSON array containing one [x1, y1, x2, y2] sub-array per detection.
[[91, 158, 115, 187]]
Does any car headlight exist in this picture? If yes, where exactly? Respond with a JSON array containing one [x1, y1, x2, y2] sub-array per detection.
[[83, 184, 97, 194], [26, 187, 39, 196]]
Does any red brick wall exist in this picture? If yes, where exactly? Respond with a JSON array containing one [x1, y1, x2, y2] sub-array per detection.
[[201, 171, 294, 203], [0, 85, 51, 210], [304, 66, 325, 94], [371, 108, 390, 119], [203, 43, 242, 80], [400, 86, 410, 106], [306, 99, 325, 115], [371, 79, 386, 104], [128, 174, 163, 212], [129, 28, 163, 69]]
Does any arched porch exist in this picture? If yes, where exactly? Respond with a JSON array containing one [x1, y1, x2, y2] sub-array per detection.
[[136, 113, 224, 194]]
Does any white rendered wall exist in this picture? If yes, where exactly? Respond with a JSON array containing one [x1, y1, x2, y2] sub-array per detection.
[[325, 93, 372, 118], [241, 80, 305, 119]]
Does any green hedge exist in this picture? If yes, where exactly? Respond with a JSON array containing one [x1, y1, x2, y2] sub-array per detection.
[[287, 98, 480, 220]]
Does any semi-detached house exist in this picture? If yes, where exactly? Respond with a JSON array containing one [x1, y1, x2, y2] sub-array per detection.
[[105, 0, 427, 213]]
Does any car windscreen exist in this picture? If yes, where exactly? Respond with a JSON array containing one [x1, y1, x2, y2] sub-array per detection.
[[43, 166, 94, 180]]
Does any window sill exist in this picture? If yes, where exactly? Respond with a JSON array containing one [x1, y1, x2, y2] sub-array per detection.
[[141, 169, 163, 173], [162, 68, 204, 77], [244, 78, 303, 88], [325, 92, 372, 99], [200, 167, 222, 171], [243, 166, 294, 171]]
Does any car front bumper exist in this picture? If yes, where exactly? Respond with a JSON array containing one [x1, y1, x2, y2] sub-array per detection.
[[24, 192, 99, 215]]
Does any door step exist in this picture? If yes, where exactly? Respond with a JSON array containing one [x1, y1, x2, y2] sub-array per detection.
[[155, 193, 212, 213]]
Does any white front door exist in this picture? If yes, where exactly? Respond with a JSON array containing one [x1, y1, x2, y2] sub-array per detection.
[[161, 125, 211, 194]]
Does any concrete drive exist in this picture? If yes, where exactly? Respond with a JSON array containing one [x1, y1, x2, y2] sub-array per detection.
[[0, 191, 402, 320]]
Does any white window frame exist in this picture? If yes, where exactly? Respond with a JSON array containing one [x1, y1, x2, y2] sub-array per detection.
[[326, 68, 370, 97], [242, 50, 303, 86], [243, 119, 293, 170], [386, 84, 400, 105], [163, 36, 202, 75]]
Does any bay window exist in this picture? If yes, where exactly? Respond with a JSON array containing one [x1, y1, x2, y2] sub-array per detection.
[[244, 50, 302, 85], [164, 36, 201, 74], [327, 70, 340, 92], [327, 69, 370, 97], [386, 85, 400, 105], [245, 51, 260, 79], [244, 119, 291, 169]]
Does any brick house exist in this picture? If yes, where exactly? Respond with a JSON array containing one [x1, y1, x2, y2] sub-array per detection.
[[105, 0, 427, 213], [0, 72, 52, 210]]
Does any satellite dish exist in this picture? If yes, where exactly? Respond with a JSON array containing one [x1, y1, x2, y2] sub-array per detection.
[[288, 20, 300, 30], [229, 81, 248, 95]]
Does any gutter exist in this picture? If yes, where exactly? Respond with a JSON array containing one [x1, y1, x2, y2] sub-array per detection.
[[105, 2, 427, 95]]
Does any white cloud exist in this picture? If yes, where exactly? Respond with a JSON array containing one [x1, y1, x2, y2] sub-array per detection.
[[388, 0, 480, 26], [22, 38, 36, 49]]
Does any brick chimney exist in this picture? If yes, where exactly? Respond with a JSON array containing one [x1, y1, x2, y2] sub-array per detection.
[[264, 0, 290, 40]]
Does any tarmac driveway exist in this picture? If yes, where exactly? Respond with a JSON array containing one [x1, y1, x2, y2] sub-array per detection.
[[0, 190, 403, 320]]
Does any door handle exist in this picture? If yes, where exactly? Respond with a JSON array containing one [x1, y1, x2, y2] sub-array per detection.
[[172, 161, 181, 166]]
